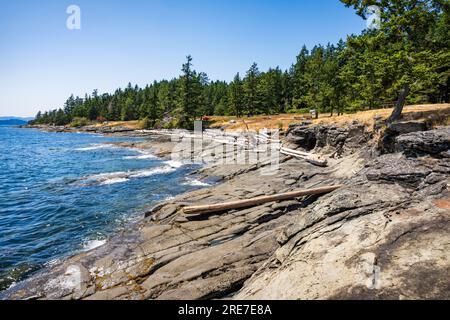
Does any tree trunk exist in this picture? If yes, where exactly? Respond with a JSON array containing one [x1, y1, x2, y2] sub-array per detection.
[[387, 84, 410, 123], [183, 185, 342, 215]]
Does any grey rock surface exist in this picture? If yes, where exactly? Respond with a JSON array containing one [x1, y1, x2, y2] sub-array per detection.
[[394, 127, 450, 157], [2, 124, 449, 300], [286, 122, 371, 156]]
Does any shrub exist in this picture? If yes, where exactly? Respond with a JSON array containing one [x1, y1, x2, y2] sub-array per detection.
[[139, 117, 153, 129], [70, 117, 89, 127], [287, 107, 310, 114], [277, 121, 284, 130]]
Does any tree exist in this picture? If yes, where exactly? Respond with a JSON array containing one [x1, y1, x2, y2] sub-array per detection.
[[304, 45, 326, 118], [176, 55, 204, 127], [292, 46, 310, 111], [281, 68, 294, 113], [32, 1, 449, 127], [157, 81, 174, 116], [243, 63, 260, 115], [121, 97, 135, 121], [256, 68, 283, 115], [63, 94, 76, 121], [147, 85, 162, 125], [228, 73, 245, 117], [54, 109, 67, 126], [341, 0, 450, 122]]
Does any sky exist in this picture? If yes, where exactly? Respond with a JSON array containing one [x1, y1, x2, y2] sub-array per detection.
[[0, 0, 366, 117]]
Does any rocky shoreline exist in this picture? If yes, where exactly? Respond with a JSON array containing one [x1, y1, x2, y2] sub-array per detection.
[[2, 121, 449, 300]]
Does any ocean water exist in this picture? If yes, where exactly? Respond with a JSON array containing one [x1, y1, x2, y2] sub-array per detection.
[[0, 126, 208, 291]]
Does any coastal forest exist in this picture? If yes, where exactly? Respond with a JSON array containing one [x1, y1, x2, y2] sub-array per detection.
[[31, 0, 450, 129]]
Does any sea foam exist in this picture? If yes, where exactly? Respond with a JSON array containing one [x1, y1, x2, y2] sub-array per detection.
[[75, 144, 117, 151], [123, 149, 157, 160], [182, 178, 211, 187], [83, 239, 107, 251], [79, 166, 177, 186], [100, 177, 130, 185], [165, 160, 184, 168], [129, 166, 176, 178]]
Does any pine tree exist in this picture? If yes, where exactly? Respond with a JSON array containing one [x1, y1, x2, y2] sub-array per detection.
[[228, 73, 244, 117], [292, 46, 309, 111], [176, 55, 204, 128], [341, 0, 450, 122], [243, 63, 260, 116]]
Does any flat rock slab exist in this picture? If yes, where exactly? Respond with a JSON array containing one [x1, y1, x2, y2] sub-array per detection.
[[2, 125, 449, 300]]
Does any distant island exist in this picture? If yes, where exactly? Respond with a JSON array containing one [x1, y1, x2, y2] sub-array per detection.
[[0, 117, 31, 126]]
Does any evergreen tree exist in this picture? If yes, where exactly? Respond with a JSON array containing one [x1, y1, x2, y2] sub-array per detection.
[[341, 0, 450, 122], [32, 2, 449, 127], [292, 46, 309, 111], [176, 55, 204, 127], [228, 73, 244, 117], [243, 63, 260, 115]]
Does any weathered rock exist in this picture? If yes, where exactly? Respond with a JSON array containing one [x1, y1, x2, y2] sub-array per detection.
[[235, 148, 450, 300], [365, 154, 433, 188], [285, 125, 317, 150], [380, 120, 434, 154], [394, 128, 450, 157], [0, 149, 334, 300], [286, 122, 371, 156], [2, 125, 449, 300], [387, 120, 429, 135]]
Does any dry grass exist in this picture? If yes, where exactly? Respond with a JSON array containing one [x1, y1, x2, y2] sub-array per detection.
[[92, 120, 142, 129], [87, 104, 450, 132], [209, 104, 450, 132]]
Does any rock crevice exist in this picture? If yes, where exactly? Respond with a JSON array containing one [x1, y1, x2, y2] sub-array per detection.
[[1, 123, 449, 300]]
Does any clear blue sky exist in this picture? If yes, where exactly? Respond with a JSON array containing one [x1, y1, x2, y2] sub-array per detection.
[[0, 0, 366, 117]]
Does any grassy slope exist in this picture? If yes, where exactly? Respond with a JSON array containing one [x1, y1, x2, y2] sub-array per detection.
[[210, 104, 450, 132], [87, 104, 450, 132]]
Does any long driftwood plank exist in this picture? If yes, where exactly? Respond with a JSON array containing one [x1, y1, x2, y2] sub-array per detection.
[[280, 149, 328, 167], [183, 185, 343, 215]]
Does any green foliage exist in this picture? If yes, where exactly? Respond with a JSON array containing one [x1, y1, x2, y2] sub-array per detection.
[[69, 117, 89, 127], [174, 55, 205, 128], [228, 73, 244, 117], [341, 0, 450, 120], [33, 1, 449, 126], [243, 63, 260, 115], [288, 108, 311, 114]]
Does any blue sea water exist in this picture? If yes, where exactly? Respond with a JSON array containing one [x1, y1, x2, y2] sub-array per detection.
[[0, 126, 206, 290]]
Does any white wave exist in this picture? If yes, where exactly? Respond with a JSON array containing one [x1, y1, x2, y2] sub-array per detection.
[[86, 171, 128, 181], [129, 166, 176, 178], [100, 177, 129, 185], [78, 165, 176, 186], [182, 178, 210, 187], [75, 144, 116, 151], [123, 150, 156, 160], [165, 160, 184, 168], [83, 239, 106, 251], [7, 282, 17, 290], [46, 258, 61, 267], [77, 171, 128, 186]]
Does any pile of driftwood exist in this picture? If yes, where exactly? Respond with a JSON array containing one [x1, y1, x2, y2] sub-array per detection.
[[183, 185, 342, 215], [138, 128, 327, 167], [139, 129, 337, 216], [207, 129, 327, 167], [279, 147, 327, 167]]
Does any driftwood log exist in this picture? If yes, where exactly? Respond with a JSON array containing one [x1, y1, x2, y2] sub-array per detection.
[[280, 147, 328, 167], [183, 185, 342, 215]]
